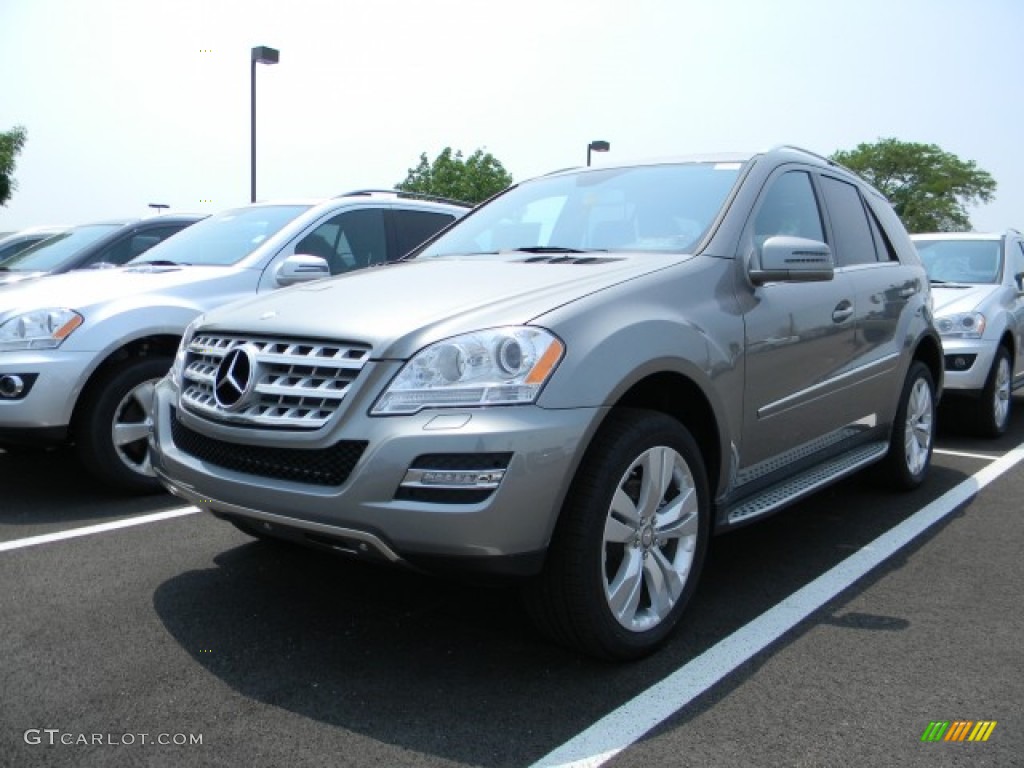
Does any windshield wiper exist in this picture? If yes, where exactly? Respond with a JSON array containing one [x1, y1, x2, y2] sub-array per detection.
[[129, 259, 189, 267]]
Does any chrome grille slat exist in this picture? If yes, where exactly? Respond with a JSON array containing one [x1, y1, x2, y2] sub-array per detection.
[[180, 333, 371, 429]]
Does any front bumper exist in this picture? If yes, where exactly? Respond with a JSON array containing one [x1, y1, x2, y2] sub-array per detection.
[[940, 337, 998, 392], [150, 377, 602, 573], [0, 349, 93, 436]]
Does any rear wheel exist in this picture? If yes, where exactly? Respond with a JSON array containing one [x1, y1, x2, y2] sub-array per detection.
[[879, 361, 935, 490], [524, 410, 710, 660], [971, 346, 1012, 438], [74, 356, 171, 493]]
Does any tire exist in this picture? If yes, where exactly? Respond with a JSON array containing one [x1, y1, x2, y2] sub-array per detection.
[[972, 346, 1012, 438], [73, 356, 172, 494], [523, 409, 710, 661], [880, 361, 935, 491]]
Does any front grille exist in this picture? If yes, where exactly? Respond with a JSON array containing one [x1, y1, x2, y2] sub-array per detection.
[[180, 332, 372, 429], [171, 410, 367, 486]]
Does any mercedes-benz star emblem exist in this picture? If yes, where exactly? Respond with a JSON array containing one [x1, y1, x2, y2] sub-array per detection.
[[213, 345, 258, 410]]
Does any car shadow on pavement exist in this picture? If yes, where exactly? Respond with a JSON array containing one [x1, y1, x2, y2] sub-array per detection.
[[0, 445, 182, 527], [150, 459, 979, 765], [152, 539, 642, 765]]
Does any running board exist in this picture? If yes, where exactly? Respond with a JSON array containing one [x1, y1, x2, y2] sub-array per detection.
[[723, 441, 889, 527]]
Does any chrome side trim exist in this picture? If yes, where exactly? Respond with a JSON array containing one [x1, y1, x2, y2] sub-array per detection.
[[758, 353, 900, 419]]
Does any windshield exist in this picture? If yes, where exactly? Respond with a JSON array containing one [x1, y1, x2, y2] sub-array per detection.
[[416, 162, 744, 259], [0, 224, 121, 272], [915, 239, 1002, 285], [127, 205, 312, 267]]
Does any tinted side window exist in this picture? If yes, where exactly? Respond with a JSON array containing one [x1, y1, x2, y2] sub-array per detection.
[[864, 204, 899, 262], [391, 209, 455, 257], [87, 225, 188, 267], [295, 208, 386, 275], [1016, 241, 1024, 284], [753, 171, 824, 247], [819, 176, 878, 267]]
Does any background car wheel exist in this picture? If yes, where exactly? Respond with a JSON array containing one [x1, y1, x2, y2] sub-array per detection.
[[879, 361, 935, 491], [74, 356, 172, 494], [523, 409, 710, 661], [971, 346, 1012, 438]]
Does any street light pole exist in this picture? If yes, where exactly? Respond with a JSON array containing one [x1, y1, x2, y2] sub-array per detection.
[[250, 45, 280, 203], [587, 140, 610, 167]]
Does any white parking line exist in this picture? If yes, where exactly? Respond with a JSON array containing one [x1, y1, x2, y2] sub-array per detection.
[[0, 507, 199, 553], [529, 442, 1024, 768], [933, 448, 1000, 461]]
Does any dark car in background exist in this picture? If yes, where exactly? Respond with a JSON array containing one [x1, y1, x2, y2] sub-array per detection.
[[0, 226, 67, 266], [0, 215, 206, 287]]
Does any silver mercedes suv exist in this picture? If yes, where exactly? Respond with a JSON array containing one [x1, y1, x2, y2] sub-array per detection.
[[150, 147, 943, 659], [912, 230, 1024, 437], [0, 191, 467, 490]]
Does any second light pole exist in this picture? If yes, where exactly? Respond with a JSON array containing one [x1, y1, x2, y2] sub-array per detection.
[[587, 140, 610, 167], [251, 45, 280, 202]]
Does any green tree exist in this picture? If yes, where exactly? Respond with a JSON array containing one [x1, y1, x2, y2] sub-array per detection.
[[0, 125, 28, 207], [830, 138, 996, 233], [397, 147, 512, 205]]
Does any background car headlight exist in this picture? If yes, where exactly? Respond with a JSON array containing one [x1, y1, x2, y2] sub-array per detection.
[[935, 312, 986, 339], [372, 327, 565, 415], [169, 314, 204, 388], [0, 308, 83, 351]]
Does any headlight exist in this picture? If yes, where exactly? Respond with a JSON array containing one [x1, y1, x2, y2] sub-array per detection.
[[0, 308, 83, 351], [935, 312, 986, 339], [372, 327, 565, 415], [169, 314, 204, 388]]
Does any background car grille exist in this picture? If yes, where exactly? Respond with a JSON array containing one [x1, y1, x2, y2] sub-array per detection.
[[180, 333, 371, 429], [171, 409, 367, 486]]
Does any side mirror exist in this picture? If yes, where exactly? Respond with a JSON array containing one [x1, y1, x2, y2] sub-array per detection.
[[749, 236, 834, 285], [275, 254, 330, 287]]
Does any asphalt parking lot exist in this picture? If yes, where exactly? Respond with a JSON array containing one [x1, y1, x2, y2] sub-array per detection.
[[1, 403, 1021, 768]]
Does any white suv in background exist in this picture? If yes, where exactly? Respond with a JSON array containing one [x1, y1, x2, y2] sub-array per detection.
[[0, 191, 468, 490], [913, 230, 1024, 436]]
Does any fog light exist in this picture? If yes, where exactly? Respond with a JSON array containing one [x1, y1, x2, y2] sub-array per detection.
[[0, 374, 30, 399], [403, 468, 506, 489], [944, 354, 977, 371]]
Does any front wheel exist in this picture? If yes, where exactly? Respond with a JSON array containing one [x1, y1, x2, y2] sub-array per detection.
[[74, 356, 172, 494], [524, 410, 710, 661], [972, 346, 1012, 438], [879, 361, 936, 491]]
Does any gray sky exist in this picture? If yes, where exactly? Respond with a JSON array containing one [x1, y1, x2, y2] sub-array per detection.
[[2, 0, 1022, 232]]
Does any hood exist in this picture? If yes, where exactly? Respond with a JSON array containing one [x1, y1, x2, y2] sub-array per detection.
[[0, 270, 46, 286], [931, 284, 999, 316], [199, 253, 686, 357], [0, 265, 245, 316]]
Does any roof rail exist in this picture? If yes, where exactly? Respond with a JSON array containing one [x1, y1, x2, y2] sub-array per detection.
[[770, 144, 840, 167], [335, 188, 472, 208]]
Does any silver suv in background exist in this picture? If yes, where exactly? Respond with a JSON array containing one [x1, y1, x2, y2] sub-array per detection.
[[151, 147, 942, 660], [912, 230, 1024, 436], [0, 191, 468, 490]]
